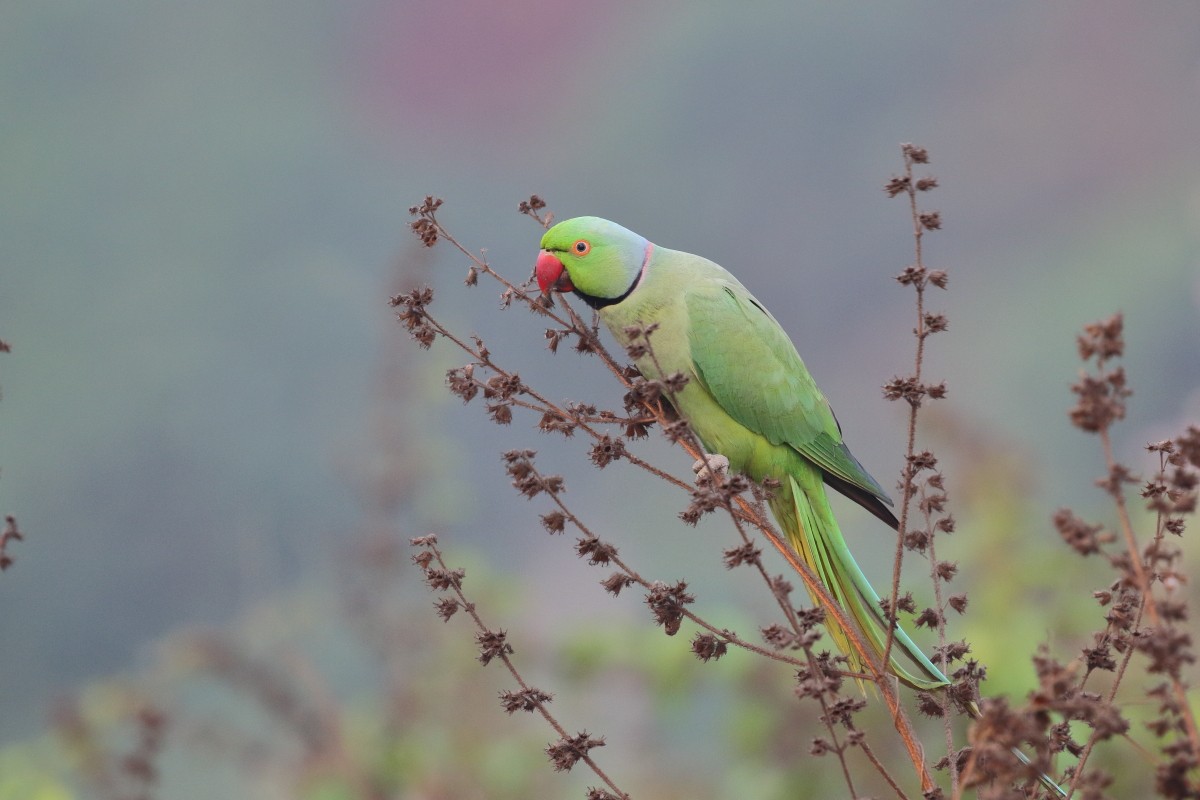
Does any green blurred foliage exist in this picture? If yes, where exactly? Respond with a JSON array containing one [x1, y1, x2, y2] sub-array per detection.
[[0, 740, 73, 800]]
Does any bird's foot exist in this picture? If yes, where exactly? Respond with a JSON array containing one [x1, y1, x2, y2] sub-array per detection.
[[691, 453, 729, 487]]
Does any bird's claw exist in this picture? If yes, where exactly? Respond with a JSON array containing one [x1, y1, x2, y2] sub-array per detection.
[[691, 453, 729, 486]]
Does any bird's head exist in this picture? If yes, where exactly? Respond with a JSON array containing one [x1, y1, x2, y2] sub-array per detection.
[[535, 217, 650, 305]]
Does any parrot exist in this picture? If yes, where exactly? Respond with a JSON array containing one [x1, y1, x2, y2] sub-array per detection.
[[534, 216, 1067, 797]]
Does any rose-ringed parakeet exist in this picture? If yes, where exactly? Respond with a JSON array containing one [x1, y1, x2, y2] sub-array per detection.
[[534, 216, 1066, 797], [535, 215, 941, 688]]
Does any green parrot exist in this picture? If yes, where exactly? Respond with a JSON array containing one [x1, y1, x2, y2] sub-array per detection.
[[535, 215, 940, 687], [534, 216, 1066, 797]]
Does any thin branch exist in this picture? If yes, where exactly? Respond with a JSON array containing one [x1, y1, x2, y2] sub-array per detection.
[[412, 536, 631, 799]]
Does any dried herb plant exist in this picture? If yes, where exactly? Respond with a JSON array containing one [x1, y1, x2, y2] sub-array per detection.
[[398, 148, 1196, 799], [411, 533, 629, 799], [943, 317, 1200, 800], [1044, 314, 1200, 799], [400, 177, 980, 795], [882, 144, 969, 797], [399, 165, 982, 797]]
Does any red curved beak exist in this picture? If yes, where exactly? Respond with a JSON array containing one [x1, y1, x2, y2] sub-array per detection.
[[535, 250, 573, 294]]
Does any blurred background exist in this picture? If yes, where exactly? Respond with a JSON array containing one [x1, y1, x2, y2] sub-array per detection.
[[2, 1, 1199, 797]]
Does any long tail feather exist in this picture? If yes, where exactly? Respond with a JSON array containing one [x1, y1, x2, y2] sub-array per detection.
[[778, 474, 948, 690]]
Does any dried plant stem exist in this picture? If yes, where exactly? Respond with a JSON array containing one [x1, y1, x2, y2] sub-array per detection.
[[427, 319, 698, 499], [857, 738, 908, 800], [1099, 430, 1200, 754], [728, 498, 805, 635], [1066, 596, 1147, 799], [802, 647, 863, 799], [1100, 431, 1157, 625], [531, 460, 810, 670], [417, 538, 631, 800], [882, 145, 928, 686], [1059, 319, 1200, 797], [880, 144, 955, 795], [924, 517, 958, 792]]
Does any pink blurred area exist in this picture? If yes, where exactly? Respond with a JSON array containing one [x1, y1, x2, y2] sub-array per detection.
[[348, 0, 633, 142]]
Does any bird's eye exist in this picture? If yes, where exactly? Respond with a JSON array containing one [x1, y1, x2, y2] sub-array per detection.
[[573, 240, 591, 255]]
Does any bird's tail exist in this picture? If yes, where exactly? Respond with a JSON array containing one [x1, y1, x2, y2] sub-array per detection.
[[773, 474, 1068, 798], [774, 473, 949, 691]]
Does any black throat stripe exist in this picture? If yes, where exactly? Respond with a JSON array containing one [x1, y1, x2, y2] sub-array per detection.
[[572, 242, 652, 310]]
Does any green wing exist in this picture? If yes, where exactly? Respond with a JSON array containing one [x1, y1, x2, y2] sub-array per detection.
[[684, 280, 892, 506]]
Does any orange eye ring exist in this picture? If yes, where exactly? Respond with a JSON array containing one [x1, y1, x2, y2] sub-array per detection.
[[572, 240, 591, 256]]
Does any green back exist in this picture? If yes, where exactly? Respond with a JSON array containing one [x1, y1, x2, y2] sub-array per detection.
[[684, 278, 892, 506]]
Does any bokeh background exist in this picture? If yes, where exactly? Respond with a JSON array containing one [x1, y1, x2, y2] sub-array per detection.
[[2, 1, 1199, 797]]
